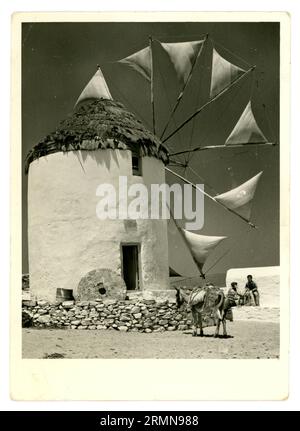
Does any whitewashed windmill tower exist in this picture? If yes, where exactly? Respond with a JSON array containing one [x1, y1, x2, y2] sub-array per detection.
[[26, 68, 171, 303]]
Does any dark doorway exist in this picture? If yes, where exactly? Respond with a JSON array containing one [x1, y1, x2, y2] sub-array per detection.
[[122, 244, 140, 290]]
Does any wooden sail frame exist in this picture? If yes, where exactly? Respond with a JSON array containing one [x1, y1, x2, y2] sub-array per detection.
[[115, 34, 277, 235]]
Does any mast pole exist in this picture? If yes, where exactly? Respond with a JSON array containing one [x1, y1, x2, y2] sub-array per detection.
[[149, 36, 156, 135], [163, 65, 256, 144], [165, 167, 257, 229], [160, 34, 208, 140]]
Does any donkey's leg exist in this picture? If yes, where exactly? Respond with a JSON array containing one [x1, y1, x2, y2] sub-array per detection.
[[214, 318, 220, 338], [214, 309, 222, 338], [191, 308, 197, 337], [222, 317, 227, 338], [254, 291, 260, 306], [196, 312, 200, 336], [199, 313, 204, 337]]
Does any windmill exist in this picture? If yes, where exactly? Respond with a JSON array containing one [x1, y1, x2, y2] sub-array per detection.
[[25, 33, 277, 302]]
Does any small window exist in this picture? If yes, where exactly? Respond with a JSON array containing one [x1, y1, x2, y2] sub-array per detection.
[[132, 155, 142, 176]]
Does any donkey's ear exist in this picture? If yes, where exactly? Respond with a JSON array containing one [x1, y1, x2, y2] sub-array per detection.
[[174, 286, 179, 292]]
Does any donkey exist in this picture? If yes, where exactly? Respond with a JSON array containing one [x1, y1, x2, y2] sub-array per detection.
[[174, 286, 228, 338]]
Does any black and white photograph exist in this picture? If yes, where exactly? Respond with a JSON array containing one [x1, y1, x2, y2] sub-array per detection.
[[21, 19, 281, 358], [9, 11, 290, 401]]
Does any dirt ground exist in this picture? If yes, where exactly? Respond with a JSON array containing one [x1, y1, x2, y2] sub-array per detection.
[[23, 311, 280, 359]]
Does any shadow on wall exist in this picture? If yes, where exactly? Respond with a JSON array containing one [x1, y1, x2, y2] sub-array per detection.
[[68, 148, 123, 171]]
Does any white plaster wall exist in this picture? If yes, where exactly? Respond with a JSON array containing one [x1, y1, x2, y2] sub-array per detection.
[[28, 149, 169, 302], [226, 266, 280, 308]]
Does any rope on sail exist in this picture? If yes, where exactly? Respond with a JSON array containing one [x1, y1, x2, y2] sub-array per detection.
[[203, 249, 231, 277], [178, 148, 250, 168], [165, 166, 257, 228], [255, 76, 278, 145], [187, 165, 219, 196], [170, 275, 197, 285], [168, 162, 187, 168], [117, 46, 151, 81], [263, 103, 277, 144], [162, 66, 255, 144], [108, 80, 152, 131], [152, 32, 207, 40], [169, 142, 276, 157], [213, 39, 252, 69]]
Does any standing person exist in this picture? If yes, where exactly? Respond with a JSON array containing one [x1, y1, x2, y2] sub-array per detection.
[[221, 282, 241, 323], [225, 282, 242, 309], [245, 274, 260, 306]]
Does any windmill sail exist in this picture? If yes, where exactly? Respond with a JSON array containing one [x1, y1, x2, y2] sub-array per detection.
[[161, 40, 204, 88], [226, 101, 268, 145], [181, 229, 227, 275], [118, 47, 151, 81], [75, 68, 112, 106], [210, 47, 246, 98], [167, 218, 200, 278], [214, 172, 263, 220]]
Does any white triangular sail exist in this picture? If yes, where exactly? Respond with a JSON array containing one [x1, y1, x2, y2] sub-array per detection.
[[161, 40, 204, 87], [210, 47, 245, 98], [225, 101, 268, 145], [181, 229, 227, 272], [118, 47, 151, 81], [214, 172, 263, 220], [75, 68, 112, 106], [167, 218, 200, 278]]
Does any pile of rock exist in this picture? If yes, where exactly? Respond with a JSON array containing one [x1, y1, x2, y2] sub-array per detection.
[[22, 298, 193, 332]]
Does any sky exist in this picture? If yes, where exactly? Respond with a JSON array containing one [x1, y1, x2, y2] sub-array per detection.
[[22, 21, 280, 278]]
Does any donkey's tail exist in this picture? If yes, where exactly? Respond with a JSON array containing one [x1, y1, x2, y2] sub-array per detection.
[[215, 290, 225, 309]]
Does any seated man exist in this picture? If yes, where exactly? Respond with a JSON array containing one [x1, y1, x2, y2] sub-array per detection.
[[245, 274, 260, 306]]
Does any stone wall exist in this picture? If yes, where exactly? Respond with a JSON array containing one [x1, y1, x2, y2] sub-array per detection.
[[22, 298, 194, 332]]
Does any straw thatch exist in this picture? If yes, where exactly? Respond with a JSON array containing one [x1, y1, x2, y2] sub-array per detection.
[[25, 99, 169, 173]]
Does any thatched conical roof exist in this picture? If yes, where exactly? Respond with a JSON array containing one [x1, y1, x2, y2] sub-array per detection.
[[25, 99, 169, 173]]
